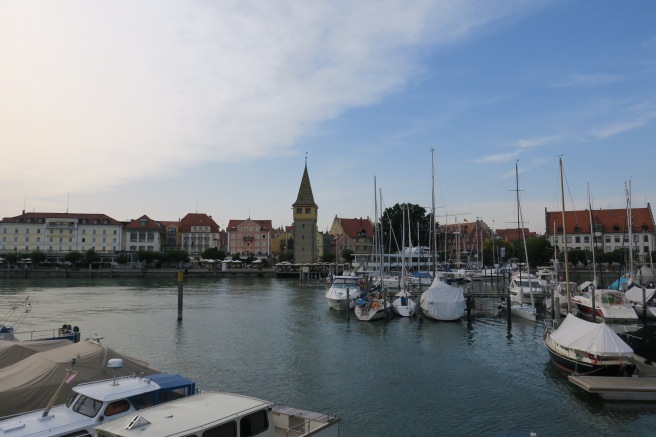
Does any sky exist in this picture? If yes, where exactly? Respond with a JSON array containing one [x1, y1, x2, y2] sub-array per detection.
[[2, 0, 655, 235]]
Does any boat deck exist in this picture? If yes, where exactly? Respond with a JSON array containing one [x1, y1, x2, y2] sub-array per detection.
[[568, 375, 656, 401]]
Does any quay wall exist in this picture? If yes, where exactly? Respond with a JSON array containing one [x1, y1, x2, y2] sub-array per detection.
[[0, 267, 283, 280]]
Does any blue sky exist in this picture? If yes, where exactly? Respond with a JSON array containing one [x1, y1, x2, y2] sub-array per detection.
[[1, 1, 655, 234]]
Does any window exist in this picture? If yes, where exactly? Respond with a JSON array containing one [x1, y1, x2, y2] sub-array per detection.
[[240, 409, 269, 437], [605, 236, 610, 243], [575, 236, 580, 243], [296, 208, 302, 214], [305, 208, 311, 214], [645, 235, 650, 242], [72, 395, 102, 418], [202, 421, 236, 437], [584, 236, 589, 243], [614, 236, 620, 243], [104, 399, 130, 417]]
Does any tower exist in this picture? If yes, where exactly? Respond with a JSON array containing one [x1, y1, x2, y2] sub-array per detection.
[[292, 159, 318, 264]]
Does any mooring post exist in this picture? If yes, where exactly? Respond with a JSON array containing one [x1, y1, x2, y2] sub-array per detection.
[[643, 285, 647, 319], [506, 291, 511, 325], [177, 270, 184, 321], [347, 287, 351, 320]]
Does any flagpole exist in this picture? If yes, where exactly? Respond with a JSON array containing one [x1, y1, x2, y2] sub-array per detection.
[[42, 358, 78, 417]]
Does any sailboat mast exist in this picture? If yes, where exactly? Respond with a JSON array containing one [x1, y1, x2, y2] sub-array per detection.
[[431, 148, 437, 275], [559, 157, 571, 313], [626, 180, 634, 283], [587, 183, 597, 287]]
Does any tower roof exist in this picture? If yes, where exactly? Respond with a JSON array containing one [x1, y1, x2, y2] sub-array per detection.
[[293, 163, 317, 208]]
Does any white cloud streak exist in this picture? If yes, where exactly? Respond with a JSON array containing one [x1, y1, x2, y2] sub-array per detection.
[[0, 0, 546, 200]]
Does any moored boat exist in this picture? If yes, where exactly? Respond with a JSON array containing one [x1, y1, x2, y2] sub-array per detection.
[[94, 391, 340, 437], [419, 278, 466, 321], [570, 288, 638, 322], [543, 314, 635, 376], [324, 275, 361, 310], [0, 359, 197, 436]]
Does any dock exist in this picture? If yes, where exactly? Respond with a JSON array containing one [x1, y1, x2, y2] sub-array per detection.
[[568, 375, 656, 401]]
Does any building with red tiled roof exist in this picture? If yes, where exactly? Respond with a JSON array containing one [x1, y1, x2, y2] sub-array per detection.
[[179, 213, 221, 257], [226, 219, 273, 257], [544, 205, 655, 258], [495, 228, 536, 244], [0, 211, 123, 257], [123, 215, 164, 252], [329, 216, 375, 259]]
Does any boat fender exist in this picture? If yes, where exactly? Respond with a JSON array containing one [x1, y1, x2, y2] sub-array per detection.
[[372, 302, 380, 310]]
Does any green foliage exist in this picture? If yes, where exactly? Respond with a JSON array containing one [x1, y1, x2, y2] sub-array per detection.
[[202, 247, 225, 260], [85, 249, 101, 264], [29, 250, 46, 265], [3, 253, 19, 265], [161, 249, 189, 263], [138, 250, 159, 265], [116, 254, 129, 264], [342, 249, 354, 261], [65, 251, 83, 265], [482, 239, 513, 266], [322, 252, 336, 263], [380, 203, 433, 249]]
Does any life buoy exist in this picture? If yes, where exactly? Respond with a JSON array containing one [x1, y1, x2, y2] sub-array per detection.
[[372, 301, 381, 310]]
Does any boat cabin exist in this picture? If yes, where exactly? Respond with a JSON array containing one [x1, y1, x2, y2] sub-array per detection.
[[95, 391, 340, 437]]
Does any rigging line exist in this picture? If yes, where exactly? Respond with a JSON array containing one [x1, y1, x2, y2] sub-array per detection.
[[561, 157, 584, 230]]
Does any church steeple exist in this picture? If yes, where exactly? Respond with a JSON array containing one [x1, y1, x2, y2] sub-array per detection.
[[292, 158, 318, 264], [293, 162, 317, 208]]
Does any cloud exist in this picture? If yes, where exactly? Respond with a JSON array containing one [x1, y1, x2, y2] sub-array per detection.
[[589, 119, 648, 139], [552, 73, 627, 88], [474, 134, 559, 163], [0, 1, 546, 199]]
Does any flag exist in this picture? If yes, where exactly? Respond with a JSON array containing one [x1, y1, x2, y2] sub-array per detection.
[[65, 371, 78, 384]]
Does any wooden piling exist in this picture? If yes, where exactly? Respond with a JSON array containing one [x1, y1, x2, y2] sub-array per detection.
[[177, 270, 184, 321]]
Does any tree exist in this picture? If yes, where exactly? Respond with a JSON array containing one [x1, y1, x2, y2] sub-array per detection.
[[380, 203, 433, 250], [65, 251, 83, 266], [4, 253, 19, 266], [322, 252, 336, 263], [341, 249, 354, 262], [202, 247, 226, 260], [116, 253, 129, 265], [161, 249, 189, 266], [85, 249, 101, 265], [29, 250, 46, 266]]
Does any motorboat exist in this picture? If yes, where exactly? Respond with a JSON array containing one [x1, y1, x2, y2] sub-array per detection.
[[535, 266, 556, 287], [419, 278, 466, 321], [625, 286, 656, 319], [0, 297, 81, 343], [390, 290, 417, 317], [324, 275, 361, 310], [543, 314, 635, 376], [0, 359, 197, 437], [570, 288, 638, 322], [508, 273, 548, 304], [94, 391, 341, 437]]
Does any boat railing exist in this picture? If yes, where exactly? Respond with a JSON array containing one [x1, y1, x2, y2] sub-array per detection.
[[280, 412, 338, 436], [13, 327, 79, 341]]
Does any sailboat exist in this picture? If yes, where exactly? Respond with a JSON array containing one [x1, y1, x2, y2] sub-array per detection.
[[391, 205, 417, 317], [355, 178, 390, 322], [419, 149, 466, 321], [499, 161, 537, 322]]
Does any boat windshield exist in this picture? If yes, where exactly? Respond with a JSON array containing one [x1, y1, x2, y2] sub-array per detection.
[[600, 292, 628, 306], [72, 395, 103, 418], [517, 280, 541, 288], [332, 279, 358, 288]]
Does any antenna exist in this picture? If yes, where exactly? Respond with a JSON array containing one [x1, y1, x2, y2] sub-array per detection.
[[108, 358, 124, 386], [67, 192, 69, 213]]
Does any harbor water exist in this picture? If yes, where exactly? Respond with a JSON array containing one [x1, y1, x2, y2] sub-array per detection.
[[2, 276, 656, 436]]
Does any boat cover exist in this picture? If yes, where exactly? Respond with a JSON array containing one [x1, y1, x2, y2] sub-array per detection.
[[420, 278, 466, 320], [550, 314, 634, 357], [0, 340, 159, 418], [0, 338, 72, 369], [625, 287, 656, 304]]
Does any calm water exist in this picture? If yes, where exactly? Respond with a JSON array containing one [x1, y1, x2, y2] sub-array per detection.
[[2, 276, 656, 437]]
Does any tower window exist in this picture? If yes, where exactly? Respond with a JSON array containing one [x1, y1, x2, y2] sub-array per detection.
[[305, 208, 311, 214], [297, 208, 302, 214]]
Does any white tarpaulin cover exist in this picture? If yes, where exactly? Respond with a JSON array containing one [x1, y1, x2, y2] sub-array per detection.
[[420, 278, 466, 321], [0, 340, 159, 417], [550, 314, 634, 357], [625, 287, 656, 304], [0, 338, 72, 369]]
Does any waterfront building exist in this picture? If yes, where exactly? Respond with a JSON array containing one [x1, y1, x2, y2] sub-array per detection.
[[179, 213, 221, 258], [292, 161, 317, 264], [226, 219, 272, 257], [328, 216, 374, 261], [123, 215, 163, 252], [0, 211, 122, 258], [159, 220, 181, 251], [495, 228, 536, 243], [544, 205, 655, 261]]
